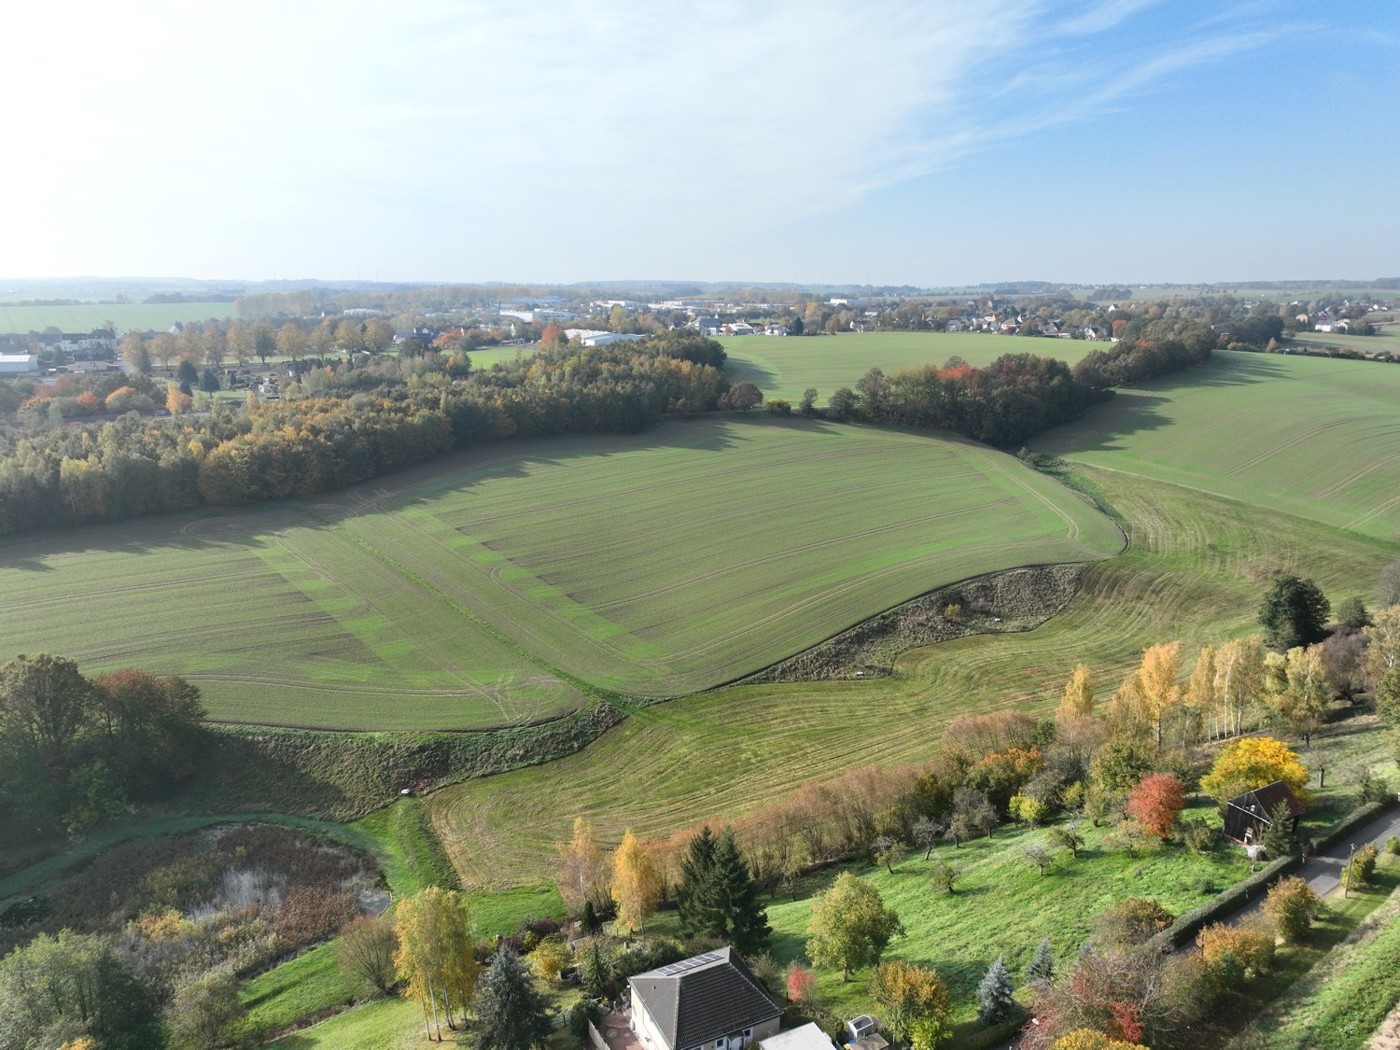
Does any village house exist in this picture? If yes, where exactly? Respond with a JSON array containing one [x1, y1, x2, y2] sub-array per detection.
[[628, 948, 782, 1050]]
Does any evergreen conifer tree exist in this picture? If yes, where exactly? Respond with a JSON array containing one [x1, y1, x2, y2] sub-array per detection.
[[475, 944, 552, 1050], [706, 827, 772, 955], [676, 826, 718, 935], [1026, 938, 1054, 984], [976, 955, 1015, 1026]]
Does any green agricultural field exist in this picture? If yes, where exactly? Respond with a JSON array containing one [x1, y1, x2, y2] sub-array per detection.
[[0, 301, 236, 334], [427, 467, 1392, 889], [1033, 350, 1400, 541], [0, 417, 1118, 728], [719, 331, 1098, 404]]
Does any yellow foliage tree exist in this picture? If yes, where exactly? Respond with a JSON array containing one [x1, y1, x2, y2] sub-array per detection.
[[394, 887, 478, 1041], [868, 959, 953, 1045], [1366, 605, 1400, 685], [557, 816, 611, 916], [1137, 642, 1183, 750], [1058, 664, 1096, 721], [1212, 637, 1266, 739], [166, 383, 192, 416], [1182, 645, 1215, 747], [612, 829, 662, 933], [1200, 736, 1310, 806]]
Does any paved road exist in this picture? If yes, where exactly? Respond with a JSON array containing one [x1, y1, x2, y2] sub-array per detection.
[[1226, 802, 1400, 923]]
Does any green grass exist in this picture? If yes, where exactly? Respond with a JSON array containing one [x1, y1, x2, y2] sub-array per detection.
[[263, 995, 427, 1049], [757, 808, 1250, 1023], [427, 466, 1393, 889], [0, 301, 236, 333], [1032, 350, 1400, 541], [351, 798, 462, 896], [242, 941, 356, 1040], [0, 417, 1119, 727], [718, 331, 1099, 405]]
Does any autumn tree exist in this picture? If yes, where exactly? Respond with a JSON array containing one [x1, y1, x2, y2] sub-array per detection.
[[1211, 636, 1266, 739], [1059, 663, 1096, 721], [119, 333, 152, 375], [612, 829, 662, 933], [869, 960, 953, 1046], [1200, 736, 1309, 806], [1197, 918, 1275, 983], [1092, 898, 1173, 950], [1261, 875, 1321, 942], [338, 913, 399, 996], [1259, 574, 1330, 652], [557, 816, 611, 917], [946, 786, 998, 846], [1136, 642, 1182, 750], [1366, 605, 1400, 687], [395, 887, 478, 1039], [786, 962, 819, 1004], [474, 944, 552, 1050], [1181, 645, 1215, 747], [1124, 773, 1186, 840], [1264, 645, 1332, 736], [275, 323, 307, 362], [806, 872, 903, 980]]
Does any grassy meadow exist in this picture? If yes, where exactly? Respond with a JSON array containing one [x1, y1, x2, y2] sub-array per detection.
[[0, 417, 1118, 727], [1032, 350, 1400, 541], [427, 466, 1394, 888], [0, 301, 236, 333]]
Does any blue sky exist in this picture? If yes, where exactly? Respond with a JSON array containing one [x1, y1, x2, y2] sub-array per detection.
[[3, 0, 1396, 286]]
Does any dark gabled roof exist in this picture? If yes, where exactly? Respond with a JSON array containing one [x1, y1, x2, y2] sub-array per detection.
[[629, 947, 781, 1050], [1228, 781, 1306, 821]]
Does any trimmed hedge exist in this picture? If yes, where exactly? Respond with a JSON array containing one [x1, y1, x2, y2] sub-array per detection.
[[1312, 798, 1398, 853], [1151, 855, 1300, 952]]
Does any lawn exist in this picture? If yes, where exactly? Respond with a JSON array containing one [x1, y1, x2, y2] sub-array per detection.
[[0, 417, 1120, 726], [760, 807, 1251, 1024], [1032, 350, 1400, 541], [0, 301, 236, 333], [427, 466, 1393, 889], [718, 331, 1099, 405]]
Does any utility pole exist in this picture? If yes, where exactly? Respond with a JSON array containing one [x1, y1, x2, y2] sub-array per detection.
[[1343, 842, 1356, 898]]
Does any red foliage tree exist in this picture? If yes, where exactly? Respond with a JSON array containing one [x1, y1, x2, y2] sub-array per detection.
[[1123, 773, 1186, 840], [787, 962, 818, 1003]]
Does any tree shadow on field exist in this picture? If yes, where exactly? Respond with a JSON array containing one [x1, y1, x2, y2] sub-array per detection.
[[1036, 349, 1297, 455], [723, 356, 779, 392]]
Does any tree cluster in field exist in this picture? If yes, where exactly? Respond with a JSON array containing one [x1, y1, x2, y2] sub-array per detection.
[[820, 329, 1211, 447], [0, 331, 730, 537], [0, 823, 379, 1050], [0, 655, 206, 842]]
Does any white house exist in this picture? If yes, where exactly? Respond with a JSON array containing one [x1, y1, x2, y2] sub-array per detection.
[[629, 948, 782, 1050]]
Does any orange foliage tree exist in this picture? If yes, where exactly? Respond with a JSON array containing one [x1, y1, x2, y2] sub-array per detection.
[[1123, 773, 1186, 840]]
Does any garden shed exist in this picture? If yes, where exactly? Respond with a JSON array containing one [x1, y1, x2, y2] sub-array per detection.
[[1223, 781, 1305, 846]]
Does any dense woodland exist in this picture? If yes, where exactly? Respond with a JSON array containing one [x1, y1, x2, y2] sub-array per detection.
[[0, 319, 1213, 538]]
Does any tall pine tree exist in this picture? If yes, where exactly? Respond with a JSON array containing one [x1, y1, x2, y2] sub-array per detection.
[[676, 826, 770, 954], [475, 944, 552, 1050], [676, 826, 718, 935]]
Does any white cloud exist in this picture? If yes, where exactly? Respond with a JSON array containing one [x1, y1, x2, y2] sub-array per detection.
[[0, 0, 1318, 279]]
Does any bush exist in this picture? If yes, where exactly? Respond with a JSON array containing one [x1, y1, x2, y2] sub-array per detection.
[[1181, 818, 1216, 854], [1197, 917, 1276, 984], [1093, 898, 1173, 949], [1349, 843, 1379, 887], [1262, 876, 1321, 942], [1386, 836, 1400, 856]]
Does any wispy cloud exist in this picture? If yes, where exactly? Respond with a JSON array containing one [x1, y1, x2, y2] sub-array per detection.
[[0, 0, 1339, 279]]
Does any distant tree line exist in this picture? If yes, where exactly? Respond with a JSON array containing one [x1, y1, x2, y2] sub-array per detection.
[[826, 330, 1212, 447], [0, 332, 729, 536]]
